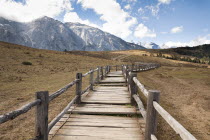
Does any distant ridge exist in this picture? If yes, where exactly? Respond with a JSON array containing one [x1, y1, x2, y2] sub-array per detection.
[[149, 44, 210, 58], [0, 16, 145, 51]]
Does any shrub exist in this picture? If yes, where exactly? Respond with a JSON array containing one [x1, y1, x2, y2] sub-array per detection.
[[22, 61, 32, 65]]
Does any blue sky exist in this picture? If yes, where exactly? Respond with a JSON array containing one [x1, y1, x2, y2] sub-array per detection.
[[1, 0, 210, 48]]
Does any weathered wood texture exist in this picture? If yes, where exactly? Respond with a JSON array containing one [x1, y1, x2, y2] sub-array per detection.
[[89, 69, 94, 90], [50, 71, 145, 140], [0, 99, 41, 124], [133, 94, 147, 120], [70, 104, 137, 115], [50, 114, 144, 140], [133, 77, 149, 98], [81, 85, 130, 105], [100, 77, 125, 83], [35, 91, 49, 140], [145, 90, 160, 140], [75, 73, 82, 104], [129, 72, 137, 105]]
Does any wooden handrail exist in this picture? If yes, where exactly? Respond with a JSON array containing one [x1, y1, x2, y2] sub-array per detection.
[[153, 101, 197, 140], [132, 94, 146, 120], [81, 84, 91, 95], [0, 99, 41, 124], [133, 77, 149, 98], [82, 69, 94, 77], [48, 95, 78, 131], [49, 79, 78, 101], [128, 70, 197, 140]]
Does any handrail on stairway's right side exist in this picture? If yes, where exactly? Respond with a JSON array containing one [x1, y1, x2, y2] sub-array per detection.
[[122, 65, 197, 140]]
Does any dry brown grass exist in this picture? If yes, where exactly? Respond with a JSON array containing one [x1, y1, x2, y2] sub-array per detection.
[[0, 42, 124, 140], [0, 42, 209, 140]]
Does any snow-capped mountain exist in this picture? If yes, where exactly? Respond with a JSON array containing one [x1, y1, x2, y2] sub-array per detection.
[[65, 22, 145, 51], [143, 42, 160, 49], [0, 17, 85, 51], [0, 16, 145, 51]]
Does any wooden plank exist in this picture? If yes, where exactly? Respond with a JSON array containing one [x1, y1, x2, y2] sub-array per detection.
[[56, 128, 142, 136], [68, 114, 138, 120], [107, 71, 123, 75], [82, 96, 130, 101], [52, 135, 143, 140], [70, 104, 136, 115], [98, 83, 126, 86], [100, 77, 125, 83], [94, 86, 127, 90], [81, 100, 130, 105], [51, 114, 144, 140], [63, 121, 140, 128]]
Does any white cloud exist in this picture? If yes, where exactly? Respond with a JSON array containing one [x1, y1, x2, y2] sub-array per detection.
[[124, 4, 131, 10], [146, 0, 173, 17], [146, 4, 160, 16], [138, 8, 144, 14], [158, 0, 172, 4], [63, 12, 98, 28], [122, 0, 137, 3], [171, 26, 183, 34], [77, 0, 137, 39], [134, 24, 156, 39], [0, 0, 73, 22], [162, 35, 210, 48]]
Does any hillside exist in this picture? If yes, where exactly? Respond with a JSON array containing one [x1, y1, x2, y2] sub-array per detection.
[[0, 41, 123, 140], [148, 44, 210, 58], [0, 41, 209, 140]]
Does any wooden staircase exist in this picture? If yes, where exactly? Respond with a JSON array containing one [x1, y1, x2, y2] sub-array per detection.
[[49, 71, 145, 140]]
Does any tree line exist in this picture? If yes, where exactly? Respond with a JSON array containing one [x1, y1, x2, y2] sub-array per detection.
[[155, 52, 210, 65]]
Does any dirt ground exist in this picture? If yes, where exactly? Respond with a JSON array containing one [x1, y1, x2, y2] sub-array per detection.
[[137, 66, 210, 140]]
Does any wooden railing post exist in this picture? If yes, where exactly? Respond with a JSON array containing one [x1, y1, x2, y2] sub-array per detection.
[[35, 91, 49, 140], [125, 66, 129, 84], [145, 90, 160, 140], [97, 66, 100, 83], [100, 66, 104, 80], [76, 73, 82, 104], [132, 64, 134, 71], [90, 69, 94, 90], [129, 72, 137, 106], [116, 65, 118, 71], [105, 66, 108, 77]]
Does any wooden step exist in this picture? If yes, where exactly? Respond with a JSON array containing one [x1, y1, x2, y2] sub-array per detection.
[[69, 104, 137, 115], [50, 114, 144, 140]]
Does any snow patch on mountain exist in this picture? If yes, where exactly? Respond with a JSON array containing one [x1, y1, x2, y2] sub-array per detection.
[[0, 16, 145, 51]]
